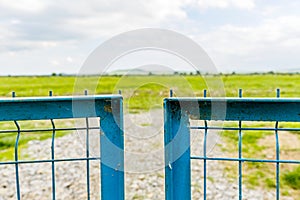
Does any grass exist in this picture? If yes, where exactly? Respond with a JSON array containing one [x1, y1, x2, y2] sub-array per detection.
[[140, 123, 152, 127], [282, 166, 300, 190], [220, 121, 300, 196], [0, 119, 75, 160], [1, 74, 300, 111]]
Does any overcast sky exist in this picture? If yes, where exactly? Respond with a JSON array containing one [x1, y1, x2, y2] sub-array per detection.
[[0, 0, 299, 75]]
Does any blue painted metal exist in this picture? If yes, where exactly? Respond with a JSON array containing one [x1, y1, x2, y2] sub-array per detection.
[[84, 90, 91, 200], [277, 88, 280, 98], [50, 119, 56, 200], [14, 121, 21, 200], [164, 95, 300, 200], [238, 89, 242, 200], [0, 95, 124, 200], [189, 156, 300, 164], [100, 97, 124, 200], [238, 120, 242, 200], [203, 120, 208, 200], [86, 118, 91, 200], [0, 126, 101, 134], [0, 95, 122, 121], [276, 89, 280, 200], [169, 89, 173, 97], [164, 98, 300, 122], [203, 90, 207, 200], [0, 157, 101, 165], [164, 99, 191, 200], [275, 121, 280, 200], [190, 126, 300, 131]]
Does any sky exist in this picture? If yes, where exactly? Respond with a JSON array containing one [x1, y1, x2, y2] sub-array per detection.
[[0, 0, 300, 75]]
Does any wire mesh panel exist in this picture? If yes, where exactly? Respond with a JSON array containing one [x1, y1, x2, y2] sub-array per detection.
[[164, 97, 300, 200], [0, 95, 124, 200]]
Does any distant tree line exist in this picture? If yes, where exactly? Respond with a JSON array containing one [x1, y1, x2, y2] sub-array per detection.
[[49, 70, 300, 77]]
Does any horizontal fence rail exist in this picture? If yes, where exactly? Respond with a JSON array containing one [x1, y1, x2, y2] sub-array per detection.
[[0, 95, 124, 200], [164, 96, 300, 200]]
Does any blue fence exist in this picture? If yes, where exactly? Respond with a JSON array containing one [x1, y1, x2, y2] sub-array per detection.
[[0, 95, 124, 200], [1, 92, 300, 199], [164, 94, 300, 200]]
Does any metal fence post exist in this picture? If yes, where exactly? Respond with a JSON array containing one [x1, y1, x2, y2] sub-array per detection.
[[100, 98, 124, 200], [164, 99, 191, 200]]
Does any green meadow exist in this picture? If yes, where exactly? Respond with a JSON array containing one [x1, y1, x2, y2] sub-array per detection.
[[1, 74, 299, 111], [0, 74, 299, 195]]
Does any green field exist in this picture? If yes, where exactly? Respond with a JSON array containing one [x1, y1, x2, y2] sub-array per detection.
[[0, 74, 299, 196], [1, 74, 299, 111]]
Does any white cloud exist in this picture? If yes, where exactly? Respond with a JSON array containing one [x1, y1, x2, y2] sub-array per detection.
[[196, 0, 255, 10], [51, 60, 60, 66], [198, 15, 300, 54], [195, 15, 300, 71], [0, 0, 190, 53], [0, 0, 48, 12], [57, 0, 189, 38], [66, 56, 73, 63], [0, 0, 257, 48], [0, 0, 299, 74]]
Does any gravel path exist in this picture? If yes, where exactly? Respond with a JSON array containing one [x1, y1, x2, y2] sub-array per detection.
[[0, 109, 295, 199]]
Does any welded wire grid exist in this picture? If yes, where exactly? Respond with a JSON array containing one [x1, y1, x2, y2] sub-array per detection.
[[0, 93, 124, 200], [190, 118, 300, 199], [164, 89, 300, 200], [0, 118, 100, 200]]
